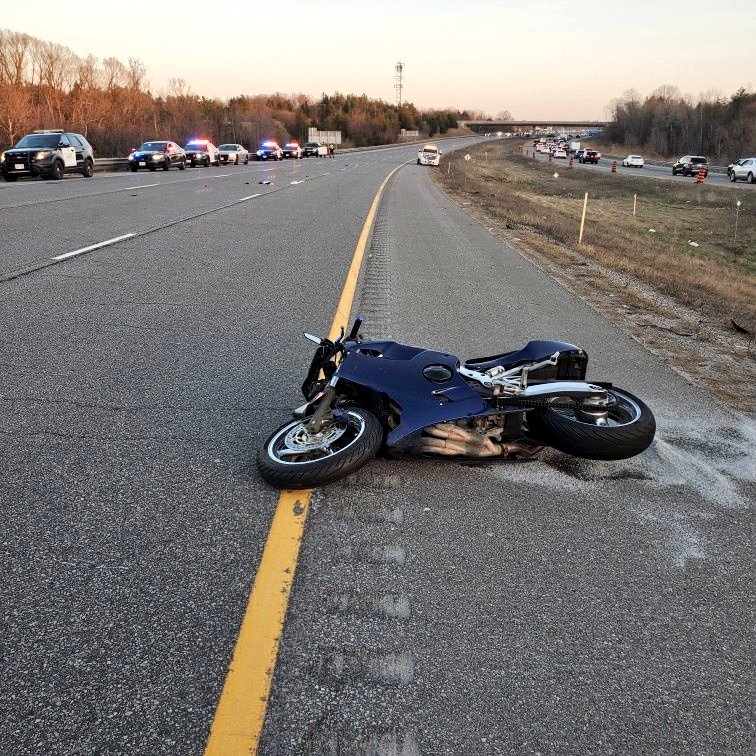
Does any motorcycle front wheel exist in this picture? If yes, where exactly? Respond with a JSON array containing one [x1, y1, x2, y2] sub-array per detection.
[[526, 387, 655, 461], [257, 408, 382, 488]]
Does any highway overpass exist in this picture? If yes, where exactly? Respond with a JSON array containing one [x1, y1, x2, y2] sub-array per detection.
[[460, 119, 609, 134]]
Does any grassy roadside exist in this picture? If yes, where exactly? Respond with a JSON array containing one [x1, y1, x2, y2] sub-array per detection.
[[431, 140, 755, 411]]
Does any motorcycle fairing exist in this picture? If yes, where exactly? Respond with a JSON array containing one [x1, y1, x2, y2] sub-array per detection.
[[337, 340, 523, 449]]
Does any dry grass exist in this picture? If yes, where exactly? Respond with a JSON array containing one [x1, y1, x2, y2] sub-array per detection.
[[436, 142, 755, 329], [431, 141, 756, 413]]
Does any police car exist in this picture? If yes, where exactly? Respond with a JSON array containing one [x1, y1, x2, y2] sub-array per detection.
[[417, 144, 441, 166], [1, 129, 95, 181], [184, 139, 220, 167]]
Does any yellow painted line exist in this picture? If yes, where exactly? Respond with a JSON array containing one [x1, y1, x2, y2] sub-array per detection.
[[204, 162, 405, 756]]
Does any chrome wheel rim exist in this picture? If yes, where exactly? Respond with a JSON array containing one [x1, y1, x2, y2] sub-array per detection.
[[549, 390, 642, 428], [267, 411, 366, 465]]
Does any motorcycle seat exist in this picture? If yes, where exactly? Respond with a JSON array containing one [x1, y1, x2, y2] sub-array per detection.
[[464, 340, 580, 373], [464, 351, 516, 372]]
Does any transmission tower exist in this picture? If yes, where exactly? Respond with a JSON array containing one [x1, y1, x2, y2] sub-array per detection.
[[394, 61, 404, 107]]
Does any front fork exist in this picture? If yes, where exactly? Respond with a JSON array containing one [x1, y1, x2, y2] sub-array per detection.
[[305, 377, 339, 433]]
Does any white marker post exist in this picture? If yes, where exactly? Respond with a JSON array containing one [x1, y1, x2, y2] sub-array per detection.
[[579, 192, 589, 245], [734, 200, 742, 242], [633, 193, 637, 217]]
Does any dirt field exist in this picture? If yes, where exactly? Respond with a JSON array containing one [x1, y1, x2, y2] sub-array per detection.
[[432, 140, 755, 412]]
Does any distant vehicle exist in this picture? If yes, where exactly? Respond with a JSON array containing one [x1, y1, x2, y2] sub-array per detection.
[[553, 148, 567, 159], [622, 155, 644, 168], [729, 157, 756, 183], [129, 141, 186, 172], [727, 158, 746, 178], [255, 142, 283, 160], [1, 129, 95, 181], [184, 140, 219, 167], [302, 142, 327, 158], [580, 150, 601, 164], [282, 142, 302, 159], [672, 155, 708, 177], [417, 144, 441, 166], [217, 144, 249, 165], [574, 149, 586, 162]]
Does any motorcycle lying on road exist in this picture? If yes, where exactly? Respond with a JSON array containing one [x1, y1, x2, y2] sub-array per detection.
[[257, 317, 656, 488]]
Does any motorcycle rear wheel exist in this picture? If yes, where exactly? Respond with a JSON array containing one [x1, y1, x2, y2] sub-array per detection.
[[257, 408, 382, 488], [526, 387, 655, 461]]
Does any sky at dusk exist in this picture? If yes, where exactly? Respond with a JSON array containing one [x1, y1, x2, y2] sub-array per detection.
[[3, 0, 754, 118]]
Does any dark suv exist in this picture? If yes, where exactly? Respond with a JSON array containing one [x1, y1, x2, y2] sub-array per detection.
[[672, 155, 708, 177], [302, 142, 323, 157], [1, 130, 94, 181]]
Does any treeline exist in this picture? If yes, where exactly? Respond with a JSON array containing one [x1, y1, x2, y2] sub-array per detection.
[[606, 85, 755, 161], [0, 29, 475, 155]]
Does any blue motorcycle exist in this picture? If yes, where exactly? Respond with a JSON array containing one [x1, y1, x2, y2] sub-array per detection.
[[257, 317, 656, 488]]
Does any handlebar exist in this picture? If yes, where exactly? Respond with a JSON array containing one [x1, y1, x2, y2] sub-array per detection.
[[347, 316, 363, 341]]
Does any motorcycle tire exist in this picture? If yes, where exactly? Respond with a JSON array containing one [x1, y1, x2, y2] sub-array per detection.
[[257, 407, 382, 488], [526, 387, 655, 461]]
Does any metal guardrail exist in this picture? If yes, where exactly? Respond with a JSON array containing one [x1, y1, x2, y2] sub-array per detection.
[[94, 157, 129, 172]]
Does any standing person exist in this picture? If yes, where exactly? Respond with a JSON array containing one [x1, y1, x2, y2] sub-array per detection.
[[329, 142, 335, 158]]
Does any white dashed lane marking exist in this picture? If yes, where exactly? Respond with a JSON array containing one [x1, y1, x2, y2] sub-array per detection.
[[52, 233, 136, 261]]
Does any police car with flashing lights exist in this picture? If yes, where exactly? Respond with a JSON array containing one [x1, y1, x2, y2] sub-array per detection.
[[128, 141, 186, 171], [417, 144, 441, 166], [282, 142, 302, 159], [184, 139, 220, 167], [255, 142, 283, 161], [1, 129, 95, 181]]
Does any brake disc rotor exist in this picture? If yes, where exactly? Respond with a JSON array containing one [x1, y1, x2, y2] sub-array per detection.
[[283, 421, 348, 452]]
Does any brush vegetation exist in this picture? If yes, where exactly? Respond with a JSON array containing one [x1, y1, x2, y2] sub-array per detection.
[[436, 141, 755, 329]]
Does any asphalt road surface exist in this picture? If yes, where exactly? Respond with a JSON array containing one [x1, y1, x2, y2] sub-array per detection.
[[1, 136, 753, 756]]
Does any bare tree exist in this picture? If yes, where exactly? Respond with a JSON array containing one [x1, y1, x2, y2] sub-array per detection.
[[0, 83, 34, 143], [0, 29, 33, 86]]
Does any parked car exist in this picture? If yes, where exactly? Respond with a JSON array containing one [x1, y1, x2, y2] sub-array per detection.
[[302, 142, 327, 157], [128, 141, 186, 172], [580, 150, 601, 164], [282, 142, 302, 159], [184, 140, 219, 167], [1, 129, 95, 181], [622, 155, 644, 168], [255, 142, 283, 160], [672, 155, 708, 177], [729, 157, 756, 183], [217, 144, 249, 165], [417, 144, 441, 166]]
